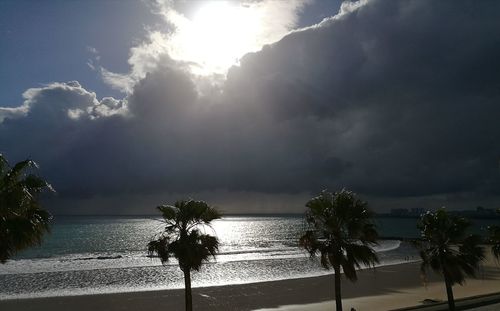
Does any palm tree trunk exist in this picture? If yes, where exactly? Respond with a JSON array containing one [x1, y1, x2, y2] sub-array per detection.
[[443, 272, 455, 311], [183, 268, 193, 311], [333, 265, 343, 311]]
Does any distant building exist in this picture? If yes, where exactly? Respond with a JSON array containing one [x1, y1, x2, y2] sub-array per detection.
[[385, 206, 499, 219]]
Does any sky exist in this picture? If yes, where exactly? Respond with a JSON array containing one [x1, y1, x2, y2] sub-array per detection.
[[1, 0, 499, 215]]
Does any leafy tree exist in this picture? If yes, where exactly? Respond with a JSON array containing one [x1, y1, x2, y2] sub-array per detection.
[[0, 154, 53, 263], [148, 199, 221, 311], [299, 189, 379, 311], [415, 208, 484, 311]]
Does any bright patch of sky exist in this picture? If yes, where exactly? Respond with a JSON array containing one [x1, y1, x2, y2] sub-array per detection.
[[0, 0, 342, 105], [159, 1, 310, 75]]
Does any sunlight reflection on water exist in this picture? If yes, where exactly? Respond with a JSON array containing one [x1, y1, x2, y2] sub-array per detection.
[[0, 216, 424, 299]]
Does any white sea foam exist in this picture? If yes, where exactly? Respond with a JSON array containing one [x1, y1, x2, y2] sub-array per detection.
[[0, 216, 417, 300]]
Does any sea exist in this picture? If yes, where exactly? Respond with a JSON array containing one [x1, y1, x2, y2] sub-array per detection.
[[0, 215, 496, 299]]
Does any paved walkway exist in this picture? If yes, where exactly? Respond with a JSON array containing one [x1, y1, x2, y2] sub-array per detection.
[[393, 292, 500, 311], [468, 303, 500, 310]]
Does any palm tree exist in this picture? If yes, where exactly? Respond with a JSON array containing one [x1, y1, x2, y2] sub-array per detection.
[[489, 224, 500, 260], [0, 154, 53, 263], [415, 208, 485, 311], [487, 209, 500, 260], [299, 189, 379, 311], [148, 199, 221, 311]]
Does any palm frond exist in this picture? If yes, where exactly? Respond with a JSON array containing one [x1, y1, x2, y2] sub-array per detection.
[[299, 189, 379, 283], [148, 199, 221, 273], [158, 205, 177, 221], [0, 155, 53, 263], [147, 236, 171, 265], [416, 208, 485, 287]]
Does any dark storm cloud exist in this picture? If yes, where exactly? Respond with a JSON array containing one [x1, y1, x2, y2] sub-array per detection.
[[224, 0, 500, 197], [1, 0, 499, 213]]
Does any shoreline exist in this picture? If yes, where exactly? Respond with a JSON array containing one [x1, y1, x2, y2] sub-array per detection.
[[1, 255, 498, 311], [0, 256, 417, 301]]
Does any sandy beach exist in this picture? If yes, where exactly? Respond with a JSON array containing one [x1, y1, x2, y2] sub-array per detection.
[[1, 252, 499, 311]]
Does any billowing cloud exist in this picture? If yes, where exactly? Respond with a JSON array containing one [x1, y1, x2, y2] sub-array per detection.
[[223, 0, 500, 198], [0, 106, 28, 123], [1, 0, 499, 214], [0, 81, 127, 123], [102, 0, 312, 94]]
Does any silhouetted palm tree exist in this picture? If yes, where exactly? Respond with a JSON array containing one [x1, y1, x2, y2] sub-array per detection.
[[415, 208, 484, 311], [148, 199, 221, 311], [299, 189, 379, 311], [489, 225, 500, 260], [0, 154, 53, 263], [487, 210, 500, 260]]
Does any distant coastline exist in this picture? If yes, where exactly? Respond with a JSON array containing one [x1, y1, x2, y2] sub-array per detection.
[[375, 214, 500, 219], [51, 211, 500, 219], [378, 206, 500, 219]]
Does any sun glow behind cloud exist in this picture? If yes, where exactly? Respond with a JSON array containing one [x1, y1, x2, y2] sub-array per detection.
[[167, 2, 260, 75], [163, 1, 307, 76], [97, 0, 310, 93]]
